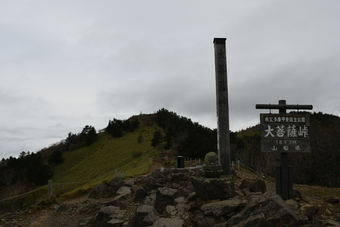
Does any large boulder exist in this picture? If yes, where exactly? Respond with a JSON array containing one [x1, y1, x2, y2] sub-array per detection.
[[134, 188, 147, 202], [300, 204, 320, 221], [226, 190, 306, 227], [116, 186, 132, 196], [92, 206, 123, 227], [144, 191, 157, 206], [128, 205, 158, 227], [190, 175, 235, 201], [110, 177, 125, 196], [154, 187, 179, 213], [88, 183, 110, 199], [239, 178, 266, 194], [323, 196, 339, 204], [201, 198, 246, 218], [152, 218, 183, 227], [151, 167, 171, 179]]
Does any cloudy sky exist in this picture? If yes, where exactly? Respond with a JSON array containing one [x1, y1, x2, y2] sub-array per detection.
[[1, 0, 340, 159]]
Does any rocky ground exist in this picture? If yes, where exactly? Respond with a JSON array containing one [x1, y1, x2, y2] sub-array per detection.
[[1, 160, 340, 227]]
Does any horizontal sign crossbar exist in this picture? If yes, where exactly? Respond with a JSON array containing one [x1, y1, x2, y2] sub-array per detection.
[[256, 104, 313, 110]]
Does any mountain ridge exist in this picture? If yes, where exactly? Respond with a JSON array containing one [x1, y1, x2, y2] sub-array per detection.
[[1, 109, 340, 214]]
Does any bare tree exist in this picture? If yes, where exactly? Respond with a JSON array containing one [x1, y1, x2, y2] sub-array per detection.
[[0, 168, 16, 187]]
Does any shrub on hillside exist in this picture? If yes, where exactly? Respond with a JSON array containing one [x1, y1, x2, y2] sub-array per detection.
[[132, 151, 143, 158], [48, 150, 64, 165]]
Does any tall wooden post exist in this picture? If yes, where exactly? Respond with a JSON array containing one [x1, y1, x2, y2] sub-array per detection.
[[213, 38, 231, 175]]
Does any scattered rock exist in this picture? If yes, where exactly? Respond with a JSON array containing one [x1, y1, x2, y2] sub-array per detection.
[[88, 183, 110, 199], [293, 189, 302, 201], [107, 218, 124, 226], [300, 204, 320, 221], [116, 186, 132, 196], [56, 204, 71, 214], [190, 175, 235, 200], [92, 206, 121, 226], [242, 188, 262, 197], [226, 190, 305, 227], [78, 216, 93, 227], [230, 169, 237, 177], [134, 188, 147, 202], [6, 165, 339, 227], [239, 178, 266, 193], [110, 177, 125, 196], [128, 205, 157, 227], [154, 187, 178, 213], [323, 196, 340, 204], [144, 191, 157, 206], [200, 198, 246, 218], [286, 199, 300, 211], [152, 218, 183, 227]]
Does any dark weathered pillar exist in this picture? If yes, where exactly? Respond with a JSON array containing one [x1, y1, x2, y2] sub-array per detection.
[[277, 100, 293, 200], [213, 38, 231, 175]]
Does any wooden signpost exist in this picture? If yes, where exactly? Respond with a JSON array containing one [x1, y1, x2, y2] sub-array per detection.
[[256, 100, 313, 200], [259, 113, 311, 153]]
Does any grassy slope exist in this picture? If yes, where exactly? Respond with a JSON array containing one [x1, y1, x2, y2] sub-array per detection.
[[51, 120, 163, 196]]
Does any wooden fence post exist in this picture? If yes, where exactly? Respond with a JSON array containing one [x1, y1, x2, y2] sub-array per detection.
[[48, 180, 52, 197]]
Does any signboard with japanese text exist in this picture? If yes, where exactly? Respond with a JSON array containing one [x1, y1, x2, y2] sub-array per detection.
[[260, 114, 310, 153]]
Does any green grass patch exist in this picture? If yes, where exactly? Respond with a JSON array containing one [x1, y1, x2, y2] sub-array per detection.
[[59, 188, 92, 201], [34, 195, 57, 210], [51, 123, 163, 197], [296, 185, 340, 198]]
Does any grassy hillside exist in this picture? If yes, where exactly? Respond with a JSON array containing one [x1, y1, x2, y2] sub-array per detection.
[[51, 119, 163, 197]]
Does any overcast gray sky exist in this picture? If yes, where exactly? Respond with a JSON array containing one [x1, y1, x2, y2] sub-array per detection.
[[1, 0, 340, 159]]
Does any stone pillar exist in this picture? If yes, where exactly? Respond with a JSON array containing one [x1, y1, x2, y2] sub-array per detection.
[[213, 38, 231, 175]]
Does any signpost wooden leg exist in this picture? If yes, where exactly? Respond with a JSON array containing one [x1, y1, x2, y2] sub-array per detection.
[[276, 165, 281, 196], [276, 157, 293, 200], [280, 152, 292, 200], [278, 100, 292, 200]]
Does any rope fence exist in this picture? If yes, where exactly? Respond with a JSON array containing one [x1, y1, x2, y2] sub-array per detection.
[[0, 185, 48, 202], [0, 166, 149, 204], [235, 160, 340, 192], [2, 158, 339, 205]]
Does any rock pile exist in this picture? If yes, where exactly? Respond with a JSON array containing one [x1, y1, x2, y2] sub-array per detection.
[[75, 165, 340, 227]]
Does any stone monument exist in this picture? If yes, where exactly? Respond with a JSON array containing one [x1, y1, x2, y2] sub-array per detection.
[[202, 152, 223, 178], [190, 152, 234, 200]]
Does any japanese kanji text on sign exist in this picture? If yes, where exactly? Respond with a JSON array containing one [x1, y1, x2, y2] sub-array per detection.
[[260, 114, 311, 153]]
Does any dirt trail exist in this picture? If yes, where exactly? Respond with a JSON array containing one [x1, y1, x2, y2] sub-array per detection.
[[148, 156, 165, 173]]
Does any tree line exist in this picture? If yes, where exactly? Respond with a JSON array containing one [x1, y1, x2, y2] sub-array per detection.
[[0, 116, 141, 190], [152, 109, 340, 188], [0, 124, 98, 212], [152, 108, 217, 158], [105, 118, 140, 137], [0, 116, 141, 213]]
